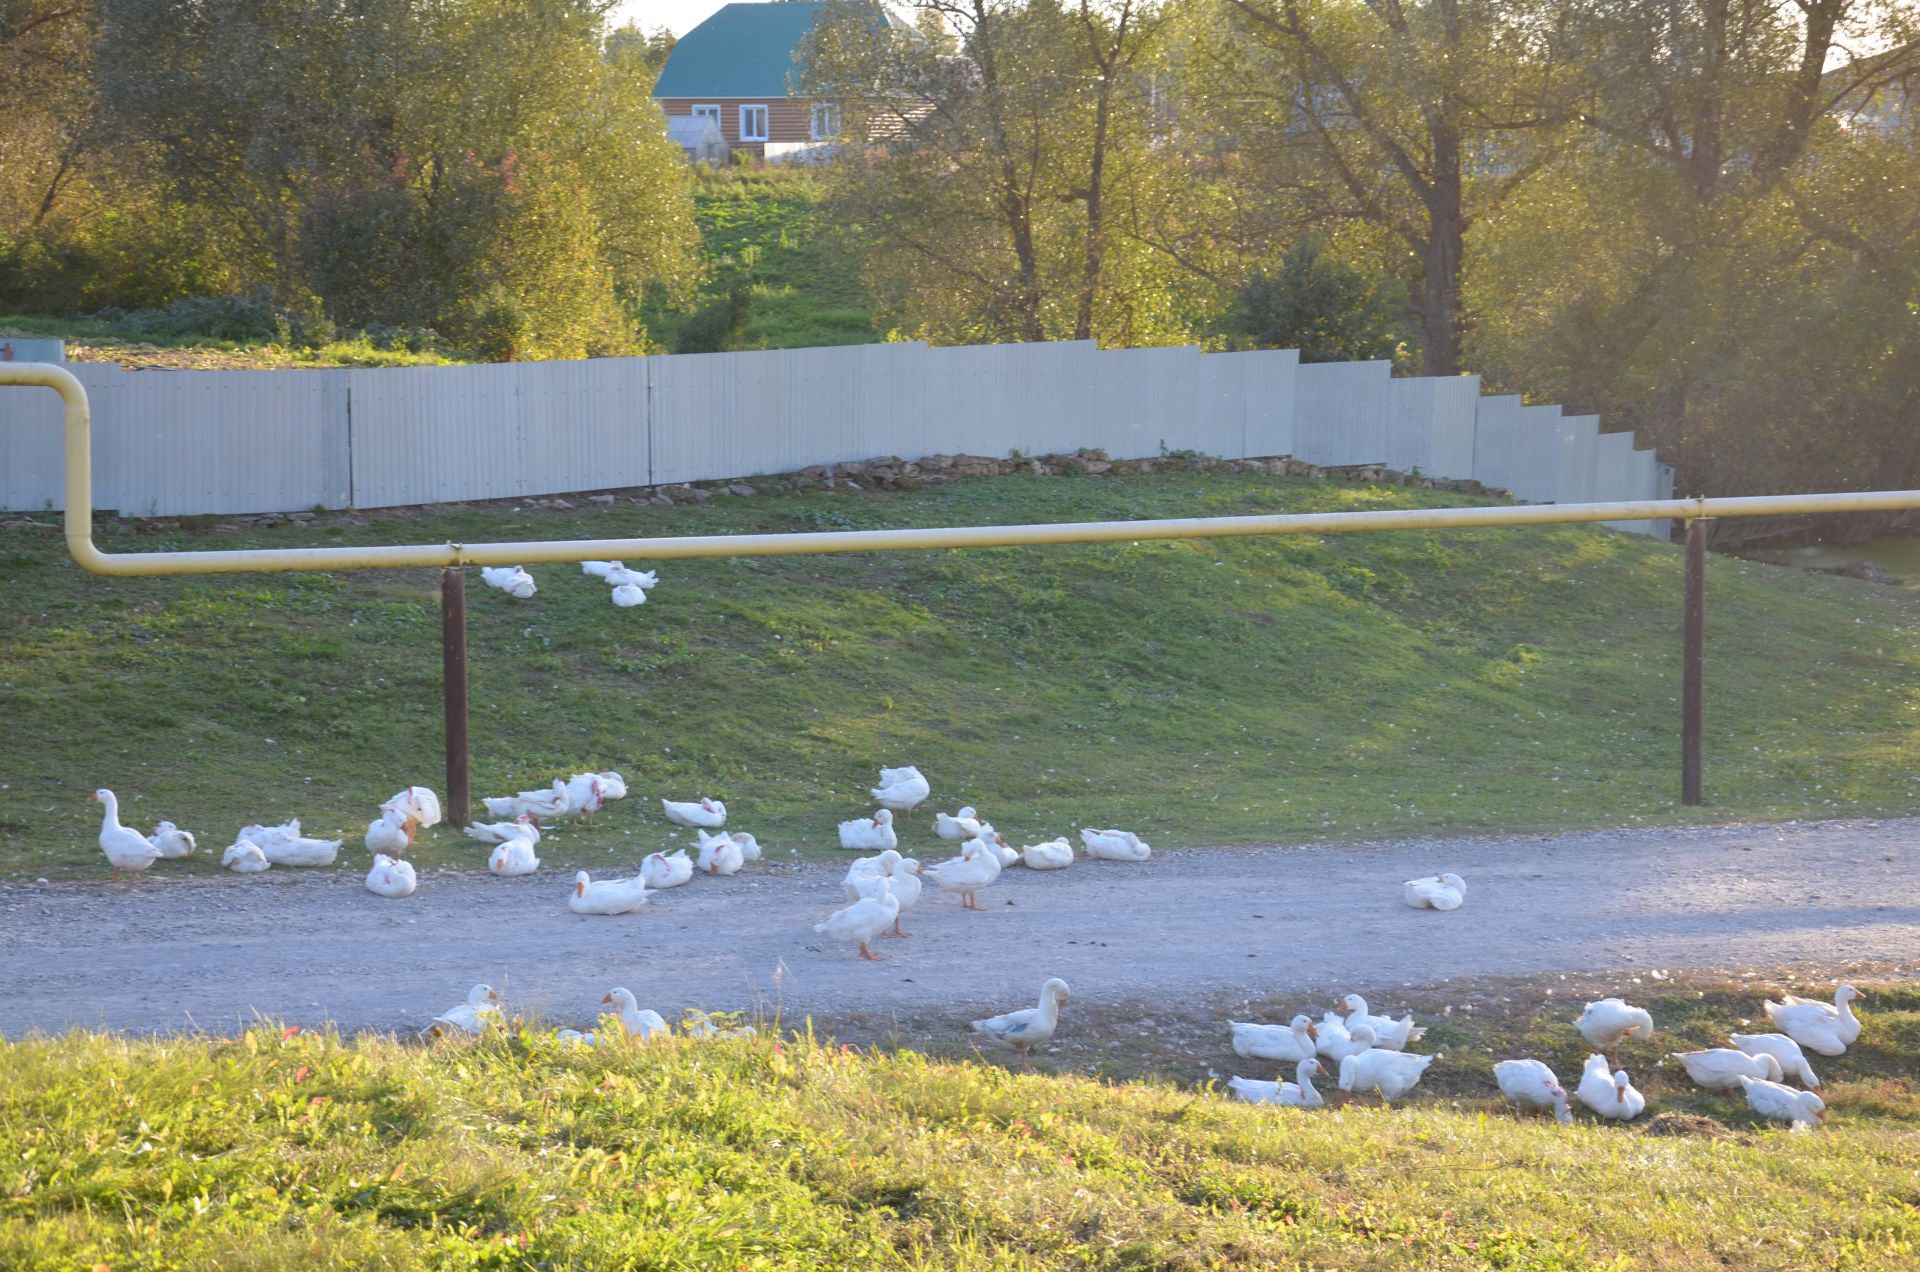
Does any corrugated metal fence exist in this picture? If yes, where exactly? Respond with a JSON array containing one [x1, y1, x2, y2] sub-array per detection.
[[0, 342, 1673, 535]]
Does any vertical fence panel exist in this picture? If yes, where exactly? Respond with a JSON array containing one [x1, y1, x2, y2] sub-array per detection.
[[1555, 414, 1600, 507], [1229, 349, 1300, 459], [0, 364, 114, 512], [1292, 360, 1394, 466]]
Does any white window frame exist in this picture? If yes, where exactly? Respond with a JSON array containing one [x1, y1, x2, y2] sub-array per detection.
[[738, 104, 769, 142], [809, 102, 841, 141], [691, 104, 721, 124]]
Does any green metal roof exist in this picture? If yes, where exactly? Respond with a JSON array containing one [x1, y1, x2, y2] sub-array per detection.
[[654, 2, 842, 100]]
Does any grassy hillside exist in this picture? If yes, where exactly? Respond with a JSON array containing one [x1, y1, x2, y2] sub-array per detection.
[[4, 978, 1918, 1269], [648, 168, 877, 352], [4, 470, 1917, 878]]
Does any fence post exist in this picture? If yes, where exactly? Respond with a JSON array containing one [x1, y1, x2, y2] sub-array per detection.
[[1681, 517, 1709, 806], [442, 566, 471, 826]]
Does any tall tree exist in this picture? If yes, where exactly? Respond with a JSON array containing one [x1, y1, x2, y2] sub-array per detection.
[[1195, 0, 1581, 375]]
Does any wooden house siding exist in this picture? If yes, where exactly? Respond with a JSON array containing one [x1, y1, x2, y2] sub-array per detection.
[[658, 98, 823, 158]]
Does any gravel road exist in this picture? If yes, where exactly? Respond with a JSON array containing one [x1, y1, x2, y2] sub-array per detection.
[[3, 818, 1915, 1038]]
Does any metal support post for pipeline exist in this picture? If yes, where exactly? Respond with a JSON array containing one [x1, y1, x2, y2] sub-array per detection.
[[1681, 517, 1709, 806], [442, 567, 471, 827]]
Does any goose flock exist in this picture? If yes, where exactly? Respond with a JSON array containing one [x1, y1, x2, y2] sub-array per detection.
[[84, 764, 1874, 1132]]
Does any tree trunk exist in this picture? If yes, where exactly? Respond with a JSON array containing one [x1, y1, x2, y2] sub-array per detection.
[[1417, 117, 1465, 376]]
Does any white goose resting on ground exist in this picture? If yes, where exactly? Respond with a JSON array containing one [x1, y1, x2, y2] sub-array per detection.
[[92, 789, 161, 879], [1671, 1047, 1784, 1091], [611, 583, 647, 607], [1493, 1059, 1572, 1124], [365, 854, 417, 898], [935, 807, 983, 840], [1730, 1033, 1821, 1088], [479, 565, 536, 599], [731, 832, 763, 861], [1574, 1053, 1646, 1120], [838, 808, 897, 851], [146, 820, 198, 859], [1020, 838, 1075, 870], [488, 836, 540, 876], [603, 563, 657, 590], [1763, 985, 1864, 1057], [844, 848, 904, 898], [921, 838, 1000, 910], [1737, 1073, 1826, 1131], [1402, 872, 1466, 910], [1339, 1043, 1434, 1103], [1575, 997, 1654, 1068], [1230, 1014, 1318, 1064], [365, 808, 412, 857], [1229, 1057, 1324, 1108], [221, 838, 270, 873], [661, 797, 726, 828], [238, 818, 301, 851], [974, 827, 1018, 868], [1319, 1023, 1379, 1065], [814, 876, 900, 961], [641, 849, 694, 890], [971, 978, 1070, 1066], [1313, 1010, 1355, 1060], [569, 870, 647, 915], [255, 829, 342, 868], [466, 814, 540, 846], [483, 783, 567, 825], [1342, 994, 1425, 1051], [1079, 828, 1150, 861], [427, 984, 501, 1037], [603, 988, 669, 1041], [696, 829, 744, 876], [871, 765, 931, 817]]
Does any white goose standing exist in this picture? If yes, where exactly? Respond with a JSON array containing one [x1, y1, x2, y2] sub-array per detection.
[[1729, 1033, 1821, 1088], [871, 765, 930, 818], [1493, 1059, 1572, 1124], [92, 789, 160, 879], [971, 978, 1070, 1066], [1339, 1042, 1434, 1103], [1737, 1074, 1826, 1131], [921, 837, 1000, 910], [1671, 1048, 1784, 1091], [813, 875, 899, 961], [1763, 985, 1864, 1057], [1575, 998, 1654, 1069]]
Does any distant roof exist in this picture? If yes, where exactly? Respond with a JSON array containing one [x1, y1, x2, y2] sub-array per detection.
[[654, 2, 905, 99]]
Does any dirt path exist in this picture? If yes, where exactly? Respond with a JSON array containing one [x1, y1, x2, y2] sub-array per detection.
[[3, 818, 1916, 1038]]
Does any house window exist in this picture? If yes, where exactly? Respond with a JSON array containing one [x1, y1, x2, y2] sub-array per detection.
[[691, 104, 721, 124], [810, 103, 841, 141], [739, 104, 769, 142]]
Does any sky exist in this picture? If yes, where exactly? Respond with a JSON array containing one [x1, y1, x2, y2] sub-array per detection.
[[611, 0, 733, 37]]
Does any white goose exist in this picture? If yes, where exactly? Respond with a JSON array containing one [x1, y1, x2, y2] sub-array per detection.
[[935, 807, 983, 840], [480, 565, 536, 599], [562, 773, 605, 823], [1764, 985, 1864, 1057], [221, 838, 270, 873], [597, 772, 629, 802], [844, 848, 904, 899], [1402, 873, 1466, 910], [1671, 1048, 1784, 1091], [1493, 1059, 1572, 1123], [1575, 998, 1654, 1068], [1228, 1057, 1324, 1108], [606, 564, 656, 590], [814, 875, 900, 960], [92, 789, 161, 879], [488, 836, 540, 876], [661, 797, 726, 828], [1737, 1074, 1826, 1131], [365, 853, 417, 898], [1574, 1053, 1646, 1120], [466, 814, 540, 846], [1339, 1043, 1434, 1103], [365, 808, 412, 857], [1229, 1014, 1318, 1064], [482, 782, 567, 825], [602, 988, 669, 1040], [1730, 1033, 1822, 1088], [971, 978, 1070, 1065], [838, 808, 897, 851], [1313, 1010, 1355, 1060], [1020, 838, 1075, 870], [146, 820, 198, 859], [1319, 1022, 1379, 1065], [382, 786, 442, 830], [974, 827, 1018, 868], [871, 765, 930, 817], [1079, 828, 1150, 861], [257, 831, 342, 868], [611, 583, 647, 608], [1341, 994, 1425, 1051], [880, 858, 923, 936], [641, 849, 694, 890], [428, 984, 502, 1036], [696, 829, 744, 876], [921, 837, 1000, 910], [569, 870, 647, 915], [731, 832, 763, 861], [238, 817, 302, 851]]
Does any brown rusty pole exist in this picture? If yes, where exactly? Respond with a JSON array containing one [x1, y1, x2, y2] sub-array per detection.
[[442, 566, 471, 827], [1681, 517, 1708, 806]]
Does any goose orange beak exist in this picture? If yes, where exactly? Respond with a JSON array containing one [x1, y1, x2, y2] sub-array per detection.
[[602, 993, 613, 1004]]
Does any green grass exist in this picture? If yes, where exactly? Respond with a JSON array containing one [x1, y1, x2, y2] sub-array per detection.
[[0, 314, 457, 369], [647, 168, 878, 352], [4, 470, 1919, 878], [4, 979, 1919, 1268]]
